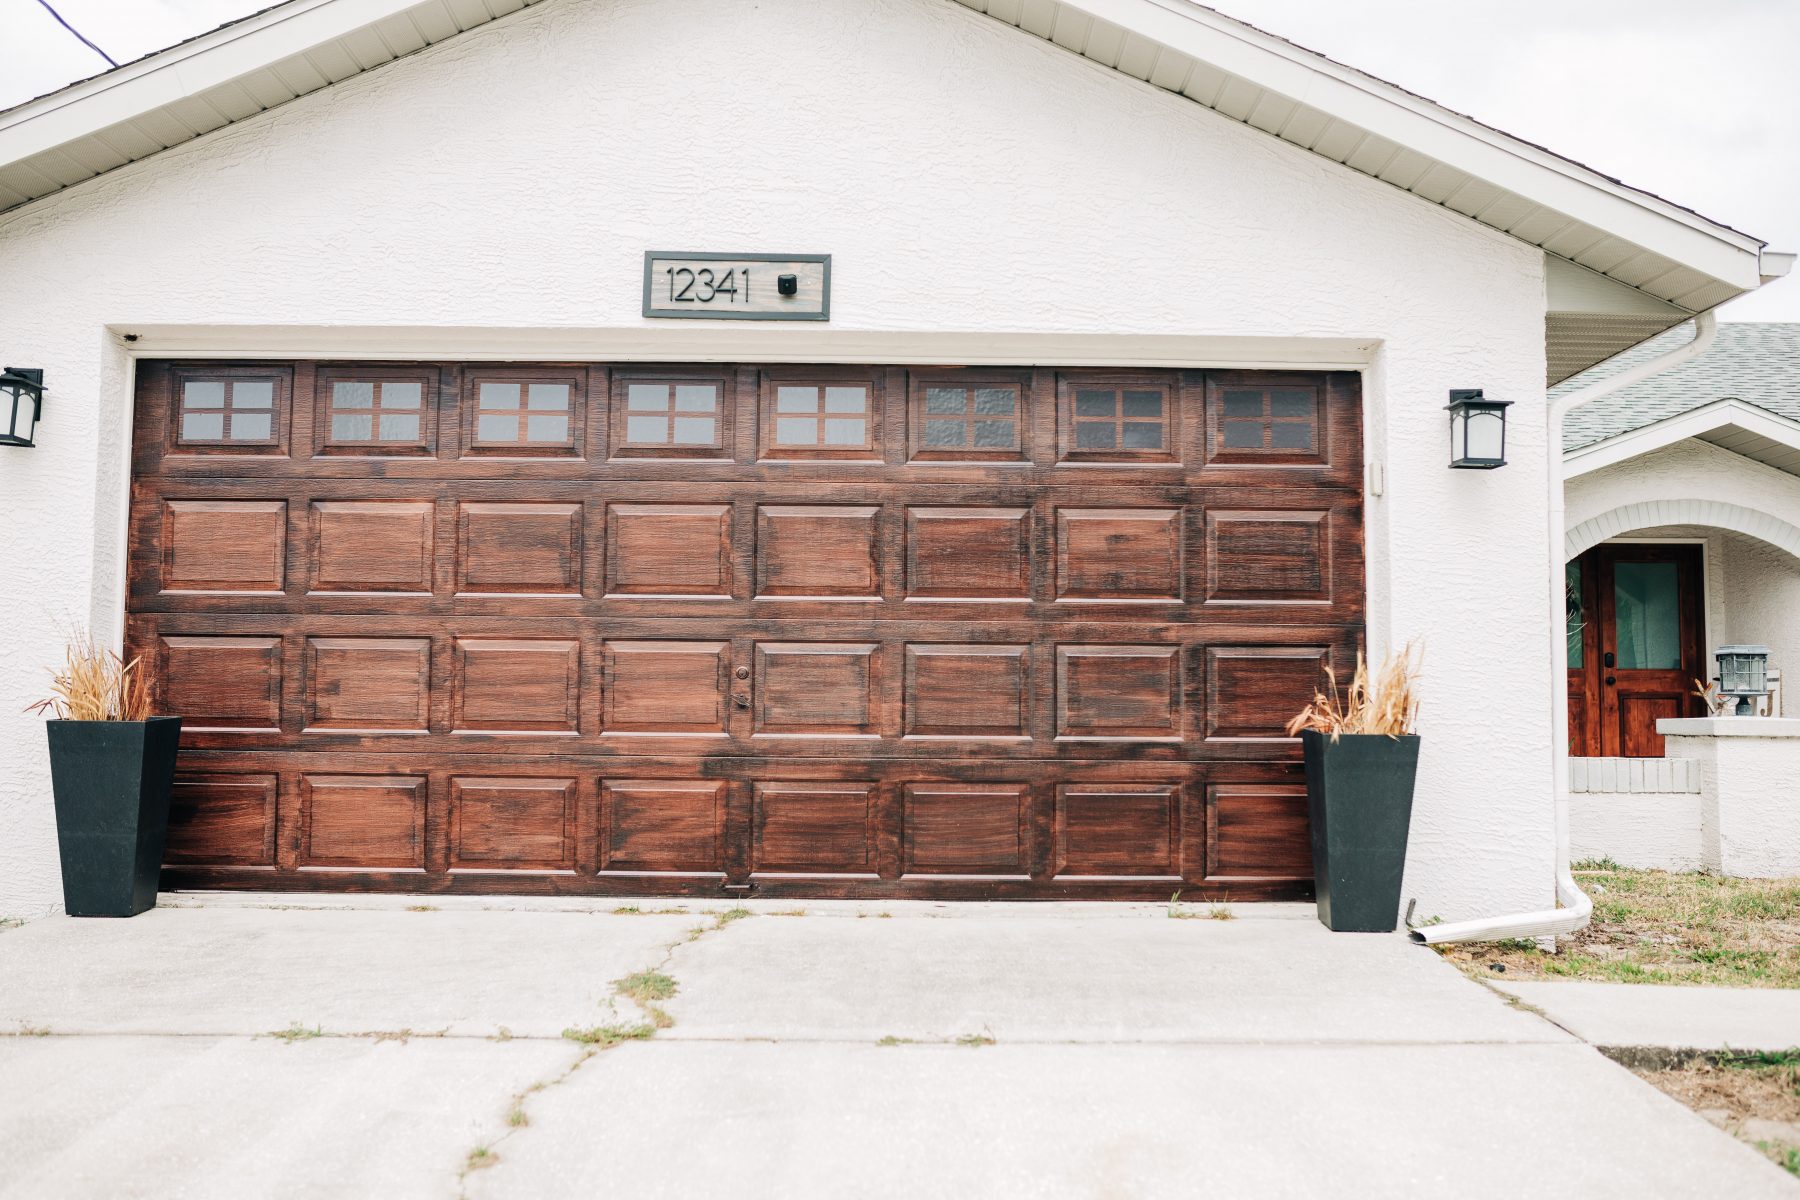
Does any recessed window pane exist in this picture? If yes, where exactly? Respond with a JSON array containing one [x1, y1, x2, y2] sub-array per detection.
[[972, 420, 1014, 448], [823, 417, 865, 445], [922, 419, 966, 447], [230, 412, 271, 441], [1121, 422, 1163, 449], [332, 413, 372, 440], [184, 381, 226, 408], [1223, 391, 1263, 418], [381, 382, 422, 409], [333, 382, 374, 409], [1222, 421, 1263, 449], [823, 386, 866, 414], [1122, 390, 1162, 418], [776, 416, 817, 444], [628, 383, 668, 411], [526, 414, 569, 442], [182, 411, 224, 439], [480, 382, 520, 409], [233, 381, 273, 408], [1614, 562, 1682, 670], [378, 412, 420, 441], [777, 386, 818, 413], [1075, 422, 1115, 449], [673, 384, 716, 412], [1271, 423, 1313, 450], [627, 415, 668, 443], [1270, 389, 1312, 419], [526, 384, 569, 411], [1075, 390, 1116, 418], [924, 388, 965, 415], [477, 414, 516, 442], [1565, 562, 1585, 668], [973, 388, 1015, 416], [671, 416, 715, 444]]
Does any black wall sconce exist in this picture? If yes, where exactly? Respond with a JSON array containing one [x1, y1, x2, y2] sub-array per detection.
[[1445, 388, 1511, 469], [0, 368, 44, 448]]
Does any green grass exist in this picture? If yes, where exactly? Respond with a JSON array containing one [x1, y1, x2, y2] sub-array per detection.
[[561, 1023, 655, 1047], [613, 970, 678, 1004], [955, 1034, 996, 1048], [269, 1022, 324, 1043], [1440, 868, 1800, 988]]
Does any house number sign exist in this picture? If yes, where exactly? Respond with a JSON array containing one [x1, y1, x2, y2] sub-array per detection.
[[642, 252, 831, 321]]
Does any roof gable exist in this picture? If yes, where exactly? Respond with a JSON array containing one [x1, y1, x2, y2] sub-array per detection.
[[0, 0, 1782, 381]]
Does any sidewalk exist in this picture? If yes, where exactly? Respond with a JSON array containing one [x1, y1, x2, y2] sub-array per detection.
[[1493, 980, 1800, 1054]]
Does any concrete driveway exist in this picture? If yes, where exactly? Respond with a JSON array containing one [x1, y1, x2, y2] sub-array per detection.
[[0, 897, 1792, 1199]]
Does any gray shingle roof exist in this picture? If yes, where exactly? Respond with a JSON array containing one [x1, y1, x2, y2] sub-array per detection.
[[1558, 322, 1800, 452]]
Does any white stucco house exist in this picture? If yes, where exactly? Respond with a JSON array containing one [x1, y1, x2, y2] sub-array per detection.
[[1561, 322, 1800, 877], [0, 0, 1788, 929]]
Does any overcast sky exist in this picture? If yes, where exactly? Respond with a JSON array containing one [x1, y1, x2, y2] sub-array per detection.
[[4, 0, 1796, 319]]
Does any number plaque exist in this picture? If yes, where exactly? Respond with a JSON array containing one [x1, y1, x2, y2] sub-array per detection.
[[642, 252, 831, 321]]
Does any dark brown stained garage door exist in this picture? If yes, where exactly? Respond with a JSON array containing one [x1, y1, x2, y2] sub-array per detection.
[[127, 361, 1363, 900]]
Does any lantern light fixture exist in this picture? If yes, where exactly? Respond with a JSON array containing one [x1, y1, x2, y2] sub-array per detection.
[[0, 367, 44, 448], [1445, 388, 1512, 469], [1715, 645, 1771, 716]]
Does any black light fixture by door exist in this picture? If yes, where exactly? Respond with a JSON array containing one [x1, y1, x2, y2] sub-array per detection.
[[1445, 388, 1511, 469], [0, 367, 44, 447]]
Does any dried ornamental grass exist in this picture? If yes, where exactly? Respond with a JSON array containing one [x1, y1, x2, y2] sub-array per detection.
[[1284, 643, 1421, 740], [25, 631, 153, 722]]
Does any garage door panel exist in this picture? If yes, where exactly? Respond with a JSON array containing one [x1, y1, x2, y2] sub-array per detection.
[[134, 360, 1359, 899]]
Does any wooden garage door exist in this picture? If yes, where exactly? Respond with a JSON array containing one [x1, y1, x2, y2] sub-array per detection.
[[127, 361, 1362, 899]]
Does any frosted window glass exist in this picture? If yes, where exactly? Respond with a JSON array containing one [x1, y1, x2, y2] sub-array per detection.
[[627, 415, 668, 443], [1222, 391, 1262, 418], [477, 414, 516, 442], [672, 417, 714, 444], [381, 382, 422, 409], [480, 382, 519, 408], [972, 420, 1013, 448], [1565, 562, 1585, 668], [823, 418, 864, 445], [1121, 422, 1163, 449], [776, 416, 816, 444], [332, 413, 372, 440], [526, 384, 569, 411], [922, 419, 965, 447], [233, 381, 273, 408], [1075, 390, 1115, 417], [628, 383, 668, 411], [1271, 423, 1313, 450], [1270, 389, 1312, 418], [526, 414, 568, 442], [973, 388, 1014, 415], [230, 412, 271, 441], [333, 382, 374, 408], [1075, 423, 1114, 449], [924, 388, 964, 415], [378, 413, 419, 441], [1121, 390, 1162, 418], [184, 381, 225, 408], [182, 412, 224, 439], [673, 385, 716, 412], [1614, 562, 1681, 670]]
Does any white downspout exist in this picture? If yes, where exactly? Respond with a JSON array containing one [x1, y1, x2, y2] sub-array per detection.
[[1412, 312, 1719, 945]]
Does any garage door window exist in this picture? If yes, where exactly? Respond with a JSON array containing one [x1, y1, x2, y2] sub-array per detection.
[[616, 379, 725, 456], [1059, 379, 1175, 462], [911, 380, 1023, 460], [325, 378, 429, 450], [473, 382, 573, 447], [177, 378, 279, 445], [763, 381, 875, 457]]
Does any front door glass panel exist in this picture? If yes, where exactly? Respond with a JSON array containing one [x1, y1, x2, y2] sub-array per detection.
[[1613, 561, 1681, 669]]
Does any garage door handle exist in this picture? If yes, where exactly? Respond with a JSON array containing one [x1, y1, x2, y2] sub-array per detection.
[[733, 694, 750, 709]]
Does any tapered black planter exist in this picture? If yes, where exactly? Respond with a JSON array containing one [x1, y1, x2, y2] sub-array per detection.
[[45, 717, 182, 917], [1301, 730, 1420, 932]]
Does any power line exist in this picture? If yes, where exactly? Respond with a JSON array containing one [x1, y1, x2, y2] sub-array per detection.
[[32, 0, 119, 69]]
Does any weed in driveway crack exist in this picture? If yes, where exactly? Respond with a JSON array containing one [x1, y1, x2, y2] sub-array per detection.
[[456, 905, 753, 1195]]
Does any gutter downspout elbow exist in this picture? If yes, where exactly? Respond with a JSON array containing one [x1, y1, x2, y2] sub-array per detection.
[[1413, 312, 1719, 946]]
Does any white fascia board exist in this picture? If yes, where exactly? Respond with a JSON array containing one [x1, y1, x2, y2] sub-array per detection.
[[1564, 398, 1800, 477], [0, 0, 426, 164], [1064, 0, 1767, 288]]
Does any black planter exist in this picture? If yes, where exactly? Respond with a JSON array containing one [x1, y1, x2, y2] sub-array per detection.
[[45, 717, 182, 917], [1301, 730, 1420, 932]]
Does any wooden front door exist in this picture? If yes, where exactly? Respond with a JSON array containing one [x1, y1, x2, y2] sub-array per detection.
[[1566, 544, 1704, 758], [127, 359, 1363, 900]]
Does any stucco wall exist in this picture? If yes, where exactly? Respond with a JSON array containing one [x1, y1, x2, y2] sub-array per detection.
[[1665, 723, 1800, 877], [1721, 533, 1800, 714], [0, 0, 1552, 918]]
